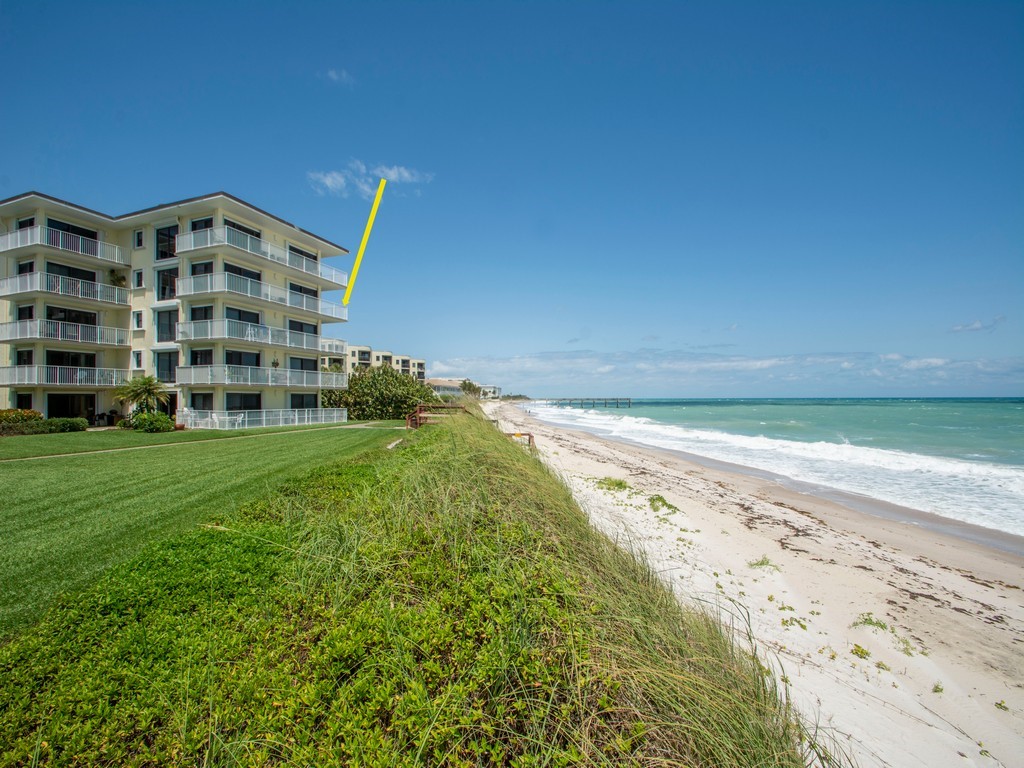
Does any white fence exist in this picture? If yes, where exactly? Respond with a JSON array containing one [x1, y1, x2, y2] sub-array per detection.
[[176, 407, 348, 430], [0, 226, 127, 265]]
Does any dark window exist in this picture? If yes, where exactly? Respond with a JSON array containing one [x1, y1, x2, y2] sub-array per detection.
[[191, 217, 213, 231], [47, 218, 97, 240], [224, 219, 260, 239], [288, 319, 317, 335], [156, 309, 178, 343], [289, 357, 317, 371], [191, 392, 214, 410], [225, 350, 260, 367], [17, 305, 34, 321], [291, 393, 317, 409], [155, 351, 178, 382], [226, 307, 260, 324], [134, 230, 144, 248], [133, 269, 144, 288], [46, 306, 97, 325], [157, 267, 178, 300], [46, 350, 96, 367], [288, 244, 317, 262], [289, 282, 318, 298], [17, 261, 34, 275], [226, 392, 261, 411], [191, 261, 214, 276], [15, 393, 32, 409], [17, 217, 35, 230], [16, 349, 33, 366], [133, 311, 143, 329], [46, 262, 96, 282], [190, 305, 213, 321], [191, 349, 213, 366], [225, 262, 261, 281], [155, 224, 179, 260]]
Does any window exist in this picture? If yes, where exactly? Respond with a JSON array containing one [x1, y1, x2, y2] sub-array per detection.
[[17, 217, 35, 230], [191, 261, 214, 276], [132, 351, 143, 369], [47, 350, 95, 367], [289, 357, 317, 371], [288, 244, 317, 262], [155, 224, 179, 260], [226, 392, 261, 411], [47, 218, 97, 240], [156, 309, 178, 343], [224, 262, 261, 281], [47, 262, 96, 282], [47, 219, 99, 256], [17, 305, 34, 321], [156, 267, 178, 300], [15, 393, 32, 409], [225, 350, 260, 367], [288, 319, 317, 335], [224, 219, 260, 239], [17, 261, 34, 275], [47, 306, 97, 326], [155, 351, 178, 383], [191, 217, 213, 231], [291, 393, 317, 409], [190, 305, 213, 321], [134, 230, 144, 249], [226, 307, 260, 325], [191, 392, 214, 410], [289, 282, 318, 298], [191, 349, 213, 366], [132, 269, 144, 288], [133, 311, 143, 329], [16, 349, 33, 366]]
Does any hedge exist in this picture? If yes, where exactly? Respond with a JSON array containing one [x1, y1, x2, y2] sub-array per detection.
[[0, 418, 89, 436]]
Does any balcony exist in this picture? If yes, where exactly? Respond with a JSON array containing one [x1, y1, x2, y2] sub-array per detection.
[[175, 365, 347, 388], [176, 273, 347, 320], [176, 227, 347, 287], [176, 407, 347, 430], [320, 338, 347, 356], [0, 226, 127, 265], [0, 319, 130, 346], [176, 318, 320, 351], [0, 365, 130, 387], [0, 272, 129, 305]]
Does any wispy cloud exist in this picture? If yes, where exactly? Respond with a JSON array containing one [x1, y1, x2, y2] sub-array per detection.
[[308, 159, 434, 200], [325, 68, 355, 87], [951, 315, 1006, 333]]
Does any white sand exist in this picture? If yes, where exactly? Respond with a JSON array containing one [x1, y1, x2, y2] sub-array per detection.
[[482, 401, 1024, 768]]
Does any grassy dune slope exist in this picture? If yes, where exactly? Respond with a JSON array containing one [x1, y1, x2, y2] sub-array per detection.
[[0, 412, 839, 766]]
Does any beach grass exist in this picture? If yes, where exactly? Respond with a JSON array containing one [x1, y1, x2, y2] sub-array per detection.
[[0, 411, 844, 765]]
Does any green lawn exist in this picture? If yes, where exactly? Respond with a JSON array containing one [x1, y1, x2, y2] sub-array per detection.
[[0, 421, 401, 461], [0, 425, 400, 633]]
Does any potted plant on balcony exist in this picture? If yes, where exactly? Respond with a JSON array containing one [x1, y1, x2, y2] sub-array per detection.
[[108, 269, 127, 288]]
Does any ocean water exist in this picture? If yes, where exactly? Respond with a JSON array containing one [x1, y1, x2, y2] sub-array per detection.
[[527, 399, 1024, 539]]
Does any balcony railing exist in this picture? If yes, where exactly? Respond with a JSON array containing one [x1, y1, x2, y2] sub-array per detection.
[[0, 226, 127, 265], [0, 365, 131, 387], [176, 273, 347, 320], [176, 318, 320, 350], [0, 271, 129, 305], [0, 319, 130, 346], [175, 365, 347, 388], [319, 338, 347, 356], [176, 407, 347, 430], [175, 227, 347, 286]]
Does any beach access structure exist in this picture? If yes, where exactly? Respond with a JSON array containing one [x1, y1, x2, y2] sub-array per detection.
[[549, 397, 632, 408]]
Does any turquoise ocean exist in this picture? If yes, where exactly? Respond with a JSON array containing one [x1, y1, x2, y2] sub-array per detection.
[[527, 399, 1024, 541]]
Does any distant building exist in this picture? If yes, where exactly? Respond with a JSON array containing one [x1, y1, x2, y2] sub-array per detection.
[[479, 384, 502, 399], [323, 342, 425, 382], [426, 377, 502, 399], [426, 378, 464, 397]]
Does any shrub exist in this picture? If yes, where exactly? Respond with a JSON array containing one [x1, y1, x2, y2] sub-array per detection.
[[131, 412, 175, 433], [332, 365, 439, 420], [0, 418, 88, 436], [0, 409, 44, 424]]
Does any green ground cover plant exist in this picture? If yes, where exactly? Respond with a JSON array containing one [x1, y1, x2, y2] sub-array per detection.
[[0, 413, 845, 766], [596, 476, 629, 491], [0, 426, 398, 633]]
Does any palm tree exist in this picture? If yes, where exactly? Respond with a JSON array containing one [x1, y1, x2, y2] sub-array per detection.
[[114, 375, 169, 414]]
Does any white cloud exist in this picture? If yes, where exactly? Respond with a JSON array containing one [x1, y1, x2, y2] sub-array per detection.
[[901, 358, 950, 371], [326, 68, 355, 87], [307, 159, 434, 199], [951, 315, 1005, 333]]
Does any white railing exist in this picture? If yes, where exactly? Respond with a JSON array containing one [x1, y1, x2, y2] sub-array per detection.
[[176, 318, 321, 350], [175, 407, 347, 430], [0, 271, 129, 304], [0, 226, 127, 265], [0, 319, 130, 346], [0, 365, 131, 387], [175, 227, 347, 286], [319, 338, 347, 356], [175, 365, 347, 388], [176, 273, 347, 319]]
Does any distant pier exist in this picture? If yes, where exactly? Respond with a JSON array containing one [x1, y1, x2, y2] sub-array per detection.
[[550, 397, 632, 408]]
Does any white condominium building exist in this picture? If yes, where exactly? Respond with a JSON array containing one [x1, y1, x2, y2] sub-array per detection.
[[0, 191, 350, 427], [323, 342, 425, 382]]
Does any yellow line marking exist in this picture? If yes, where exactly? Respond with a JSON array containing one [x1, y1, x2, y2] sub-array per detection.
[[343, 178, 387, 306]]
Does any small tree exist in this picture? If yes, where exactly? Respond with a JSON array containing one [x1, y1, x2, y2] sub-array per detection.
[[339, 365, 439, 420], [459, 379, 482, 397], [114, 375, 169, 414]]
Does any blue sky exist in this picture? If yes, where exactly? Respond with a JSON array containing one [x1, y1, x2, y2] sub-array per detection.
[[1, 0, 1021, 397]]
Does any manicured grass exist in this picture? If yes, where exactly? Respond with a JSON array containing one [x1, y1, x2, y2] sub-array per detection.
[[0, 425, 399, 633], [0, 420, 402, 461], [0, 411, 846, 766]]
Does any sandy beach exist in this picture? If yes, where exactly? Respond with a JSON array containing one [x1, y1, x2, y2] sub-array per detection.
[[481, 401, 1024, 768]]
